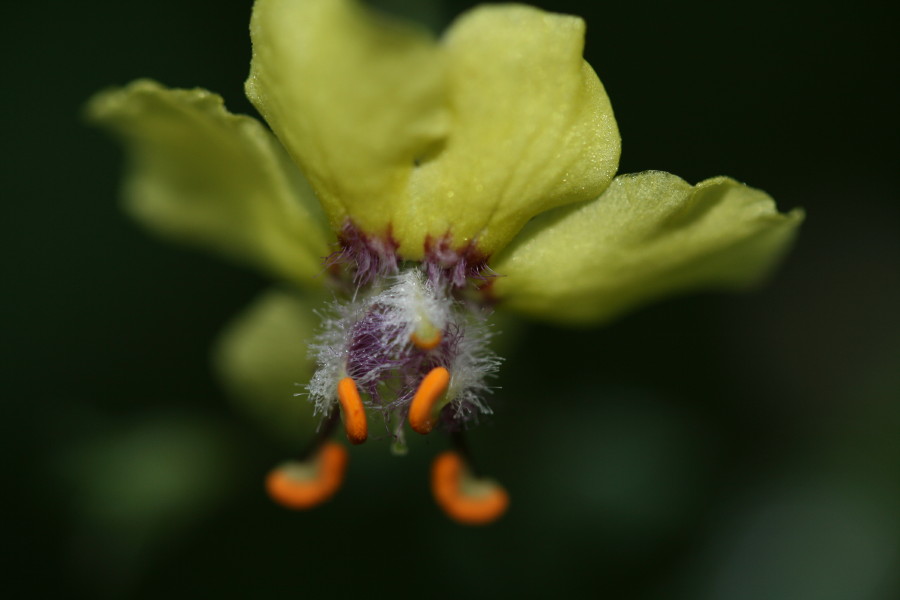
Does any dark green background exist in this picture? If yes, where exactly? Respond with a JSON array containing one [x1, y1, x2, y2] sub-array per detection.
[[3, 0, 898, 597]]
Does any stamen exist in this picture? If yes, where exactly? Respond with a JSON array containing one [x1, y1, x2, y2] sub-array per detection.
[[410, 320, 442, 351], [337, 377, 368, 444], [430, 451, 509, 525], [266, 441, 348, 510], [408, 366, 451, 434]]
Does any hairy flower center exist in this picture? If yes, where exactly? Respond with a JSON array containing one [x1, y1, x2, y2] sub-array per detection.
[[306, 263, 499, 451]]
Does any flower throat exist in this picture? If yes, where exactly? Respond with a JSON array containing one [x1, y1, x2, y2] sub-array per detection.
[[307, 222, 501, 453]]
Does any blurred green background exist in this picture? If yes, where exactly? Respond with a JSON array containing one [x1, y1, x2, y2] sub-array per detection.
[[3, 0, 898, 597]]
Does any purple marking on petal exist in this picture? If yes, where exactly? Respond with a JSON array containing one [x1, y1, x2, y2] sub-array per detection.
[[326, 221, 400, 287], [424, 234, 495, 290]]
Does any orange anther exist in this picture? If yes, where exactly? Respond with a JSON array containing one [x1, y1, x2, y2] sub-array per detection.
[[337, 377, 367, 444], [430, 451, 509, 525], [408, 366, 451, 434], [410, 329, 442, 351], [266, 441, 348, 510]]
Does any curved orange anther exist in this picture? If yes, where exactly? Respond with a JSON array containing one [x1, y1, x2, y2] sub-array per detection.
[[337, 377, 367, 444], [266, 442, 348, 510], [408, 366, 451, 435], [410, 329, 442, 351], [430, 451, 509, 525]]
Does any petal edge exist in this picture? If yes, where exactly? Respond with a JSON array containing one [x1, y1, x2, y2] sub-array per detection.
[[87, 79, 332, 286], [490, 171, 804, 324]]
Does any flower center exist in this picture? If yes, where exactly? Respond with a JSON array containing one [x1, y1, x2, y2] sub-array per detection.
[[307, 259, 499, 451], [269, 225, 508, 522]]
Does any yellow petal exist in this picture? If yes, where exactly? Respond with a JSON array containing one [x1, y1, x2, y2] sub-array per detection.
[[245, 1, 619, 260], [245, 0, 448, 241], [87, 79, 332, 286], [491, 171, 804, 324], [213, 289, 322, 441], [402, 4, 620, 258]]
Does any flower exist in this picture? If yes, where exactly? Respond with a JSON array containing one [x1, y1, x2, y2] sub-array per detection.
[[87, 0, 803, 525]]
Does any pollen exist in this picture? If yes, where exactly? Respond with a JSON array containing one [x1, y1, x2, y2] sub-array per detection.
[[337, 376, 368, 444], [430, 451, 509, 525], [266, 442, 349, 510], [408, 366, 451, 434], [410, 322, 442, 351]]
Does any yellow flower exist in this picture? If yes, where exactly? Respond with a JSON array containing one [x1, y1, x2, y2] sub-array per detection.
[[87, 0, 803, 525]]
